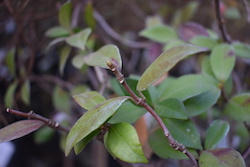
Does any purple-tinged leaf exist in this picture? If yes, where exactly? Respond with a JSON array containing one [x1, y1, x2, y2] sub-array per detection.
[[0, 120, 44, 143]]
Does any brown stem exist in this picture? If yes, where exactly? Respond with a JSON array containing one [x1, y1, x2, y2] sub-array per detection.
[[107, 61, 198, 167], [6, 108, 69, 133]]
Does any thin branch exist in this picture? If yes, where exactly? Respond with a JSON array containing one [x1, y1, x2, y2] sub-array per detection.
[[6, 108, 69, 133], [107, 61, 198, 167], [243, 146, 250, 159], [213, 0, 231, 43], [240, 0, 250, 23]]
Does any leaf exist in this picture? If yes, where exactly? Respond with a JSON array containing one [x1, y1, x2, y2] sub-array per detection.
[[5, 48, 15, 76], [104, 123, 148, 163], [137, 44, 208, 91], [162, 118, 202, 149], [145, 15, 163, 28], [83, 44, 122, 69], [65, 96, 129, 156], [155, 98, 187, 119], [71, 55, 85, 69], [59, 1, 72, 32], [20, 79, 31, 105], [46, 37, 66, 50], [34, 126, 54, 144], [4, 81, 18, 108], [84, 2, 96, 29], [163, 39, 185, 51], [210, 44, 235, 83], [204, 120, 230, 150], [65, 28, 91, 50], [233, 42, 250, 58], [190, 36, 218, 49], [199, 148, 246, 167], [52, 86, 70, 113], [224, 93, 250, 122], [45, 26, 70, 38], [59, 46, 71, 75], [139, 25, 177, 43], [73, 91, 106, 110], [0, 120, 44, 143]]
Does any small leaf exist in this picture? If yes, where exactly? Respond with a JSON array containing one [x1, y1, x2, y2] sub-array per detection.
[[139, 25, 177, 43], [199, 148, 246, 167], [145, 15, 163, 28], [72, 55, 85, 69], [65, 96, 129, 156], [83, 44, 122, 69], [65, 28, 91, 50], [4, 81, 18, 108], [0, 120, 44, 143], [137, 44, 208, 91], [224, 93, 250, 122], [52, 86, 70, 113], [45, 26, 70, 38], [104, 123, 148, 163], [233, 42, 250, 58], [59, 1, 72, 32], [204, 120, 230, 150], [84, 2, 96, 29], [210, 44, 235, 83], [34, 126, 54, 144], [73, 91, 106, 110], [190, 36, 218, 49], [59, 46, 71, 75], [5, 48, 15, 76], [20, 79, 31, 105], [46, 37, 66, 50]]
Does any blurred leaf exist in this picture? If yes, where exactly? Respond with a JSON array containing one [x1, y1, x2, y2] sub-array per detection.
[[204, 120, 230, 150], [199, 148, 246, 167], [84, 2, 96, 29], [45, 26, 70, 38], [163, 39, 185, 51], [59, 1, 72, 32], [139, 25, 177, 43], [83, 44, 122, 69], [72, 55, 85, 69], [225, 7, 241, 19], [224, 93, 250, 122], [210, 44, 235, 83], [34, 126, 54, 144], [59, 46, 71, 75], [190, 36, 218, 49], [233, 42, 250, 58], [65, 96, 129, 156], [70, 85, 88, 95], [52, 86, 70, 113], [4, 81, 18, 108], [201, 56, 216, 77], [46, 37, 66, 50], [73, 91, 106, 110], [20, 79, 31, 105], [155, 98, 187, 119], [145, 15, 163, 28], [104, 123, 148, 163], [137, 45, 207, 91], [5, 48, 15, 76], [65, 28, 91, 50], [0, 120, 44, 143], [163, 118, 202, 149]]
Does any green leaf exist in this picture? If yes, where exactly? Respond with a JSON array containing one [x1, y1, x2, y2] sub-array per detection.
[[84, 2, 96, 29], [104, 123, 148, 163], [71, 55, 85, 69], [233, 42, 250, 58], [163, 39, 185, 51], [45, 26, 70, 38], [59, 46, 71, 75], [224, 93, 250, 122], [145, 15, 163, 28], [139, 25, 177, 43], [52, 86, 70, 113], [190, 36, 218, 49], [210, 44, 235, 83], [59, 1, 72, 32], [73, 91, 106, 110], [65, 28, 91, 50], [4, 81, 18, 108], [46, 37, 66, 50], [5, 48, 15, 76], [83, 44, 122, 69], [65, 96, 129, 156], [162, 118, 202, 149], [137, 44, 208, 91], [201, 56, 216, 77], [199, 148, 246, 167], [155, 98, 187, 119], [34, 126, 54, 144], [204, 120, 230, 150], [0, 120, 44, 143], [20, 79, 31, 105]]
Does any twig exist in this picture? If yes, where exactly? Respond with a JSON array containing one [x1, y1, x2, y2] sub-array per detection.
[[6, 108, 69, 133], [240, 0, 250, 23], [106, 61, 198, 167], [243, 146, 250, 159], [213, 0, 231, 43]]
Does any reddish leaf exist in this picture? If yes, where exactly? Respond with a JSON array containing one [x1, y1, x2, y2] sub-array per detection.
[[0, 120, 44, 143]]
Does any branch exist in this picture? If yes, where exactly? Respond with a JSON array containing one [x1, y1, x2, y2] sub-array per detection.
[[240, 0, 250, 23], [106, 61, 198, 167], [6, 108, 69, 133]]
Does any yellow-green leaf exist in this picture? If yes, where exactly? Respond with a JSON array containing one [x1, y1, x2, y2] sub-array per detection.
[[59, 1, 72, 32]]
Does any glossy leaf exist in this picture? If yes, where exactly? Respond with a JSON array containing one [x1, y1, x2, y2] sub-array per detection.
[[155, 98, 187, 119], [65, 96, 129, 156], [83, 44, 122, 69], [52, 86, 70, 113], [137, 44, 207, 91], [224, 93, 250, 122], [65, 28, 91, 50], [0, 120, 44, 143], [45, 26, 69, 38], [73, 91, 106, 110], [162, 118, 202, 149], [59, 1, 72, 32], [190, 36, 218, 49], [204, 120, 230, 150], [104, 123, 148, 163], [199, 148, 246, 167], [59, 46, 71, 75], [210, 44, 235, 83], [139, 25, 177, 43], [233, 42, 250, 58], [4, 81, 18, 108], [20, 79, 31, 105]]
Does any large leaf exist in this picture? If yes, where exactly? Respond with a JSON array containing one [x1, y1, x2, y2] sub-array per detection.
[[104, 123, 148, 163], [162, 118, 202, 149], [0, 120, 44, 143], [59, 1, 72, 32], [224, 93, 250, 122], [199, 148, 246, 167], [73, 91, 106, 110], [65, 28, 91, 50], [204, 120, 230, 150], [210, 44, 235, 83], [137, 44, 207, 91], [139, 25, 177, 43], [83, 44, 122, 69], [65, 96, 129, 156]]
